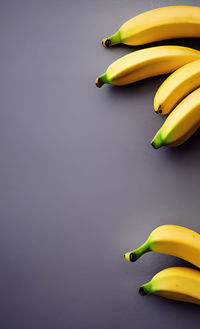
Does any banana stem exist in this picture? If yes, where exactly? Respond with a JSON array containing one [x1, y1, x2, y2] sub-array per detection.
[[102, 31, 121, 47], [124, 240, 150, 262], [139, 282, 152, 296], [95, 73, 109, 88], [151, 130, 164, 149]]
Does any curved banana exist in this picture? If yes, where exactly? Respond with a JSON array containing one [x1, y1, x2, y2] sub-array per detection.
[[139, 267, 200, 305], [95, 46, 200, 88], [102, 6, 200, 47], [124, 225, 200, 267], [154, 59, 200, 115], [151, 88, 200, 148]]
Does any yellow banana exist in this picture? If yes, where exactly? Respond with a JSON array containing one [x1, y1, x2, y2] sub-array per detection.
[[124, 225, 200, 267], [95, 46, 200, 88], [102, 6, 200, 47], [151, 88, 200, 148], [139, 267, 200, 305], [154, 59, 200, 115]]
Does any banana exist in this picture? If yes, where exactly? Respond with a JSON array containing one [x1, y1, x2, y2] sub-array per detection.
[[124, 225, 200, 267], [139, 267, 200, 305], [102, 6, 200, 47], [151, 88, 200, 148], [154, 59, 200, 115], [95, 46, 200, 88]]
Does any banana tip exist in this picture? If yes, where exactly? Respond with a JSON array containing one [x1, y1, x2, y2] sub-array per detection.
[[124, 253, 130, 261], [151, 140, 157, 149], [158, 105, 162, 114], [154, 104, 163, 114], [102, 38, 111, 47], [124, 252, 136, 262], [95, 77, 104, 88], [129, 252, 137, 262], [151, 138, 162, 149], [139, 287, 147, 296]]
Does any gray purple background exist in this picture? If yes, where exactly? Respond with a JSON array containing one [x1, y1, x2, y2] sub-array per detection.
[[1, 0, 200, 328]]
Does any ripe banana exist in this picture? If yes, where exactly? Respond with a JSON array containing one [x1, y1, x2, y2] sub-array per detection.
[[139, 267, 200, 305], [95, 46, 200, 88], [154, 59, 200, 115], [151, 88, 200, 148], [124, 225, 200, 267], [102, 6, 200, 47]]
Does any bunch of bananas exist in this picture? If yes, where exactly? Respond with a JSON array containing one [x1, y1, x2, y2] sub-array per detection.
[[124, 225, 200, 305], [96, 6, 200, 148], [96, 6, 200, 305]]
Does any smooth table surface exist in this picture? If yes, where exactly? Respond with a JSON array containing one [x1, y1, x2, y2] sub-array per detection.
[[1, 0, 200, 328]]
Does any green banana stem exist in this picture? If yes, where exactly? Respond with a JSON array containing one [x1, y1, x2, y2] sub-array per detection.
[[139, 281, 153, 296], [124, 240, 151, 262], [151, 130, 164, 149], [95, 73, 109, 88], [102, 31, 121, 47]]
